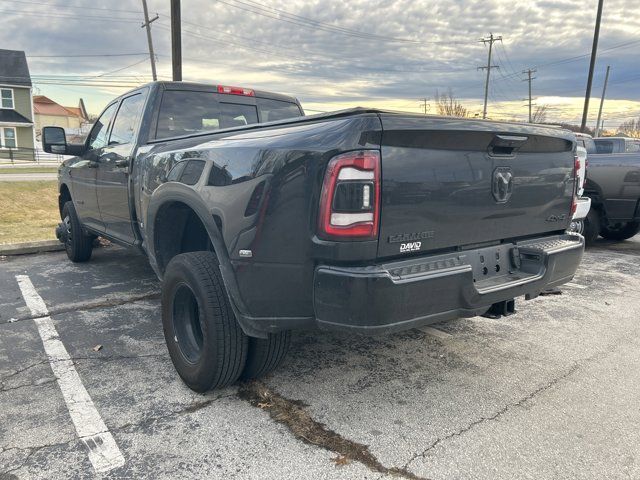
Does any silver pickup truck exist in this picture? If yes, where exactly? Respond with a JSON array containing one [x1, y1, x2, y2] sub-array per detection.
[[575, 133, 640, 243]]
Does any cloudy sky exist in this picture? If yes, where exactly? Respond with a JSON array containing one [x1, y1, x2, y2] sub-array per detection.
[[2, 0, 638, 128]]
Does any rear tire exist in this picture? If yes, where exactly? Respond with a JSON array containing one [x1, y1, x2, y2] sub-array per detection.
[[162, 251, 248, 392], [61, 201, 93, 262], [583, 209, 601, 246], [600, 221, 640, 241], [241, 331, 291, 380]]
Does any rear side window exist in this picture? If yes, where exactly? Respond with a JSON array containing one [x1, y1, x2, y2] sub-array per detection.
[[109, 93, 145, 146], [156, 90, 258, 139], [257, 98, 302, 122], [595, 140, 613, 154], [88, 103, 118, 150]]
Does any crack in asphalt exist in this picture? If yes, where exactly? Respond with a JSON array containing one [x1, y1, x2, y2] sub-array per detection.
[[0, 291, 160, 325], [0, 377, 57, 393], [0, 440, 75, 476], [239, 381, 430, 480], [399, 336, 633, 475], [0, 354, 165, 384], [400, 362, 582, 472], [112, 391, 238, 433], [0, 360, 49, 382]]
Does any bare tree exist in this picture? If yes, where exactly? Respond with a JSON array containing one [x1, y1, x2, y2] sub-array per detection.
[[434, 89, 468, 118], [532, 105, 549, 123], [618, 118, 640, 138]]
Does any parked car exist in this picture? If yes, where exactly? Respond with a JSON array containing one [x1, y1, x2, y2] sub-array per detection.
[[575, 134, 640, 244], [42, 81, 584, 392], [594, 136, 640, 154]]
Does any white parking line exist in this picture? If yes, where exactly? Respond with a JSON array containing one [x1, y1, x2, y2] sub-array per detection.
[[16, 275, 125, 473], [419, 326, 453, 339], [565, 282, 588, 289]]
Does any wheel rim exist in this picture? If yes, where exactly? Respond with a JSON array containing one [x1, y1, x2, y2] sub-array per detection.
[[63, 215, 72, 249], [172, 283, 204, 363]]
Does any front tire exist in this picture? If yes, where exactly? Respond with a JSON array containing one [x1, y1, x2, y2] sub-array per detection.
[[162, 251, 247, 392], [61, 201, 93, 262], [600, 221, 640, 241]]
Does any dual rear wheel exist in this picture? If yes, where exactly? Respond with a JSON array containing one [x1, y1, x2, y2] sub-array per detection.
[[161, 251, 290, 392]]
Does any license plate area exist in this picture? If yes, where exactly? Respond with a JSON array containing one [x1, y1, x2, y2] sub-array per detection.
[[469, 244, 518, 284]]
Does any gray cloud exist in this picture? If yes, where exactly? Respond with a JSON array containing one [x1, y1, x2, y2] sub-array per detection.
[[1, 0, 638, 124]]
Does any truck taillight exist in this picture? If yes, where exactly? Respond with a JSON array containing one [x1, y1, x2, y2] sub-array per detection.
[[571, 154, 579, 214], [318, 150, 380, 240]]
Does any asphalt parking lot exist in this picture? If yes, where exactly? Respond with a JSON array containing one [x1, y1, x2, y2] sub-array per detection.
[[1, 237, 640, 479]]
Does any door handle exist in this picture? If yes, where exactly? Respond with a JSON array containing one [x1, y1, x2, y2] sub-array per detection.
[[114, 158, 129, 167], [88, 161, 98, 168]]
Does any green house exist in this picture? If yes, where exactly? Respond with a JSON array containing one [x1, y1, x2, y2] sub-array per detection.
[[0, 49, 36, 161]]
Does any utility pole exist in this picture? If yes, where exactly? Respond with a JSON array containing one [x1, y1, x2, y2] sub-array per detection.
[[594, 65, 610, 137], [478, 33, 502, 119], [141, 0, 158, 81], [420, 98, 429, 115], [171, 0, 182, 81], [580, 0, 604, 132], [523, 68, 537, 123]]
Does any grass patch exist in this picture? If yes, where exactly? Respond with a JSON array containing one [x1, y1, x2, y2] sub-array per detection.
[[0, 181, 59, 244], [0, 167, 58, 174]]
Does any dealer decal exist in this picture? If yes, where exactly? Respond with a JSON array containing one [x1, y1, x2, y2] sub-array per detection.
[[400, 241, 422, 253]]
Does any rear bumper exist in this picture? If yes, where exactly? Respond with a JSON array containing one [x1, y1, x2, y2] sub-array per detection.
[[313, 234, 584, 334], [572, 197, 591, 221]]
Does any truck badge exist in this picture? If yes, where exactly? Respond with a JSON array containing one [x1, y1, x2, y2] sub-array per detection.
[[492, 167, 514, 203]]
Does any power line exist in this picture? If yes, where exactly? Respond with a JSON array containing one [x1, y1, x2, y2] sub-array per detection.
[[155, 23, 314, 63], [209, 0, 473, 46], [27, 53, 149, 58], [96, 58, 151, 78], [0, 9, 142, 23], [3, 0, 143, 14], [494, 35, 640, 83]]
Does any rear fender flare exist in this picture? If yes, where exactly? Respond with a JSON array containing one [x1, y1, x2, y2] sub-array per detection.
[[146, 184, 257, 334]]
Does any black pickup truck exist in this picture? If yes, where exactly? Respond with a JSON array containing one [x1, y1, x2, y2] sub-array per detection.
[[43, 81, 584, 391]]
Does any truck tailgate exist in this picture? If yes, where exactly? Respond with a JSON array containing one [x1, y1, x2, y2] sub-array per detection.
[[377, 115, 576, 258]]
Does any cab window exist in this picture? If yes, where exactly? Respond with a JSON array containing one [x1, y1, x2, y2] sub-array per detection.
[[87, 103, 118, 150]]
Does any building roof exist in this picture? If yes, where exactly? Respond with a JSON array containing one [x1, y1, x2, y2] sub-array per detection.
[[65, 106, 84, 118], [0, 49, 32, 87], [33, 95, 86, 119], [0, 109, 33, 124]]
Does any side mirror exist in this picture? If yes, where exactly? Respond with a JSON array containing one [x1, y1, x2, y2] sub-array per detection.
[[42, 126, 67, 154]]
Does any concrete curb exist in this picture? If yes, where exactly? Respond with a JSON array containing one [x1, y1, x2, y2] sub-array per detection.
[[0, 240, 64, 256]]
